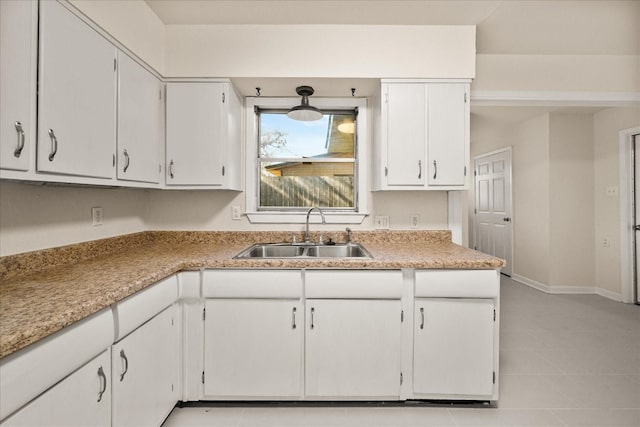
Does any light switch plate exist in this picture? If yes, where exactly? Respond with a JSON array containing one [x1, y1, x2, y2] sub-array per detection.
[[410, 214, 420, 228], [232, 205, 242, 220], [606, 186, 618, 197]]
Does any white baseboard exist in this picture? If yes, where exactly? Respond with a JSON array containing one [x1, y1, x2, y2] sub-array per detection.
[[510, 274, 623, 302], [511, 274, 550, 293], [595, 287, 623, 302]]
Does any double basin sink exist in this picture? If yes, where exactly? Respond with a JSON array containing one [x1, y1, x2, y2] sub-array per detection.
[[234, 242, 372, 259]]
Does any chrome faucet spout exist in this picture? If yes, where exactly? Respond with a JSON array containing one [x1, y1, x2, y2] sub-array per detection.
[[305, 207, 326, 243], [345, 227, 352, 244]]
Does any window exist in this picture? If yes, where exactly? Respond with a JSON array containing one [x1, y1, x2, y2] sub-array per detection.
[[258, 110, 357, 210], [246, 97, 368, 224]]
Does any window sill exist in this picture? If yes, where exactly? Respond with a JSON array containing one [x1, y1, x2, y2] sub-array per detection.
[[245, 212, 368, 224]]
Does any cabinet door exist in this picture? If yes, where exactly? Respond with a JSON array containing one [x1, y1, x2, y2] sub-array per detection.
[[0, 0, 36, 172], [204, 299, 302, 397], [112, 305, 180, 427], [427, 84, 467, 186], [37, 0, 116, 179], [384, 83, 426, 186], [1, 350, 111, 427], [166, 83, 224, 186], [414, 298, 495, 396], [117, 52, 162, 184], [305, 299, 402, 398]]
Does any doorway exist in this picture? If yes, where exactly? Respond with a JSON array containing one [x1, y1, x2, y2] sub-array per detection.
[[634, 134, 640, 304], [474, 148, 513, 276]]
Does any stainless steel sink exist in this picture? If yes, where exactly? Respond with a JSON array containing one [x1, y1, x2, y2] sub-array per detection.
[[306, 244, 369, 258], [234, 243, 372, 259]]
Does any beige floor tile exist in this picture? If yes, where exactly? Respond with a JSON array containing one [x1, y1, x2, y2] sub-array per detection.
[[551, 409, 640, 426], [448, 408, 565, 426]]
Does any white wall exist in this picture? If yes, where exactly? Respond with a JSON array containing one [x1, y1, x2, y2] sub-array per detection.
[[144, 189, 448, 234], [0, 182, 148, 256], [548, 113, 595, 288], [164, 25, 475, 78], [474, 54, 640, 92], [68, 0, 165, 74], [593, 107, 640, 297]]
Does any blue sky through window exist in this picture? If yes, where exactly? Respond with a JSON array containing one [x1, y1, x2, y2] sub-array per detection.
[[261, 113, 330, 158]]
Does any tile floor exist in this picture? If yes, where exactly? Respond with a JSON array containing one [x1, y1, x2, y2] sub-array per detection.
[[162, 276, 640, 426]]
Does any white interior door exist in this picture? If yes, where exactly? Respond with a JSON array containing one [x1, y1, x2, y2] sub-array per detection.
[[474, 148, 512, 276]]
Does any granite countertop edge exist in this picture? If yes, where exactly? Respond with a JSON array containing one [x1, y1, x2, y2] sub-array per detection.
[[0, 231, 505, 359]]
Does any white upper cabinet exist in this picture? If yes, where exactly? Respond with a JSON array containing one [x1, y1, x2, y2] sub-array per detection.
[[37, 0, 116, 180], [165, 82, 242, 189], [373, 80, 470, 191], [384, 83, 426, 186], [427, 84, 468, 186], [0, 0, 37, 172], [117, 52, 162, 184]]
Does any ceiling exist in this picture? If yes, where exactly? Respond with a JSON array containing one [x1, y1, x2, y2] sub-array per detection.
[[144, 0, 639, 55]]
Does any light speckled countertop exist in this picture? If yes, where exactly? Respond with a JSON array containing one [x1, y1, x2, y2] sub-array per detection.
[[0, 230, 504, 359]]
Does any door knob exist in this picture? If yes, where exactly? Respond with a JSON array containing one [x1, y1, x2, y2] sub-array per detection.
[[634, 225, 640, 231]]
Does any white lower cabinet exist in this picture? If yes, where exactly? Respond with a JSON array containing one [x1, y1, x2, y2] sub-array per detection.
[[204, 299, 302, 398], [305, 299, 402, 398], [111, 305, 180, 427], [1, 350, 111, 427], [413, 298, 495, 397]]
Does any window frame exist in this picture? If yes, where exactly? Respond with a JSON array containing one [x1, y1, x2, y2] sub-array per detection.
[[245, 97, 369, 224]]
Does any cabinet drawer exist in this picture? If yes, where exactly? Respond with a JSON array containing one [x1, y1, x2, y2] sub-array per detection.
[[0, 309, 113, 422], [113, 275, 178, 341], [415, 270, 499, 298], [305, 270, 402, 299], [204, 270, 302, 298]]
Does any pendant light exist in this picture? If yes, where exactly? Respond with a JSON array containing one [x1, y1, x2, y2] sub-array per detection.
[[287, 86, 323, 122]]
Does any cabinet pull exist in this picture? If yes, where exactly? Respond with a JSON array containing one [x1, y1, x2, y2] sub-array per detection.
[[292, 307, 297, 329], [169, 160, 174, 179], [420, 307, 424, 329], [433, 160, 437, 180], [119, 349, 129, 382], [48, 129, 58, 161], [13, 122, 25, 157], [123, 149, 130, 172], [310, 307, 315, 330], [97, 366, 107, 402], [418, 160, 422, 179], [222, 165, 225, 176]]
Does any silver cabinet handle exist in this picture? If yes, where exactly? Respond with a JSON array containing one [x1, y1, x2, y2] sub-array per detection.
[[13, 122, 25, 157], [310, 307, 315, 330], [420, 307, 424, 329], [222, 165, 225, 176], [292, 307, 297, 329], [169, 160, 174, 179], [48, 129, 58, 161], [503, 217, 511, 222], [119, 349, 128, 382], [433, 160, 437, 180], [418, 160, 422, 179], [123, 149, 130, 172], [97, 366, 107, 402]]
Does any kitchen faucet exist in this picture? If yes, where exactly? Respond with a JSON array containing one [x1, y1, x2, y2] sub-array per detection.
[[304, 207, 326, 243], [345, 227, 352, 244]]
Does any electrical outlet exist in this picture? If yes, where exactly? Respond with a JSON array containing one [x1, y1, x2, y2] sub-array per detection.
[[603, 238, 610, 248], [91, 207, 103, 226], [410, 214, 420, 228], [375, 215, 390, 230], [606, 186, 618, 197], [232, 205, 242, 220]]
